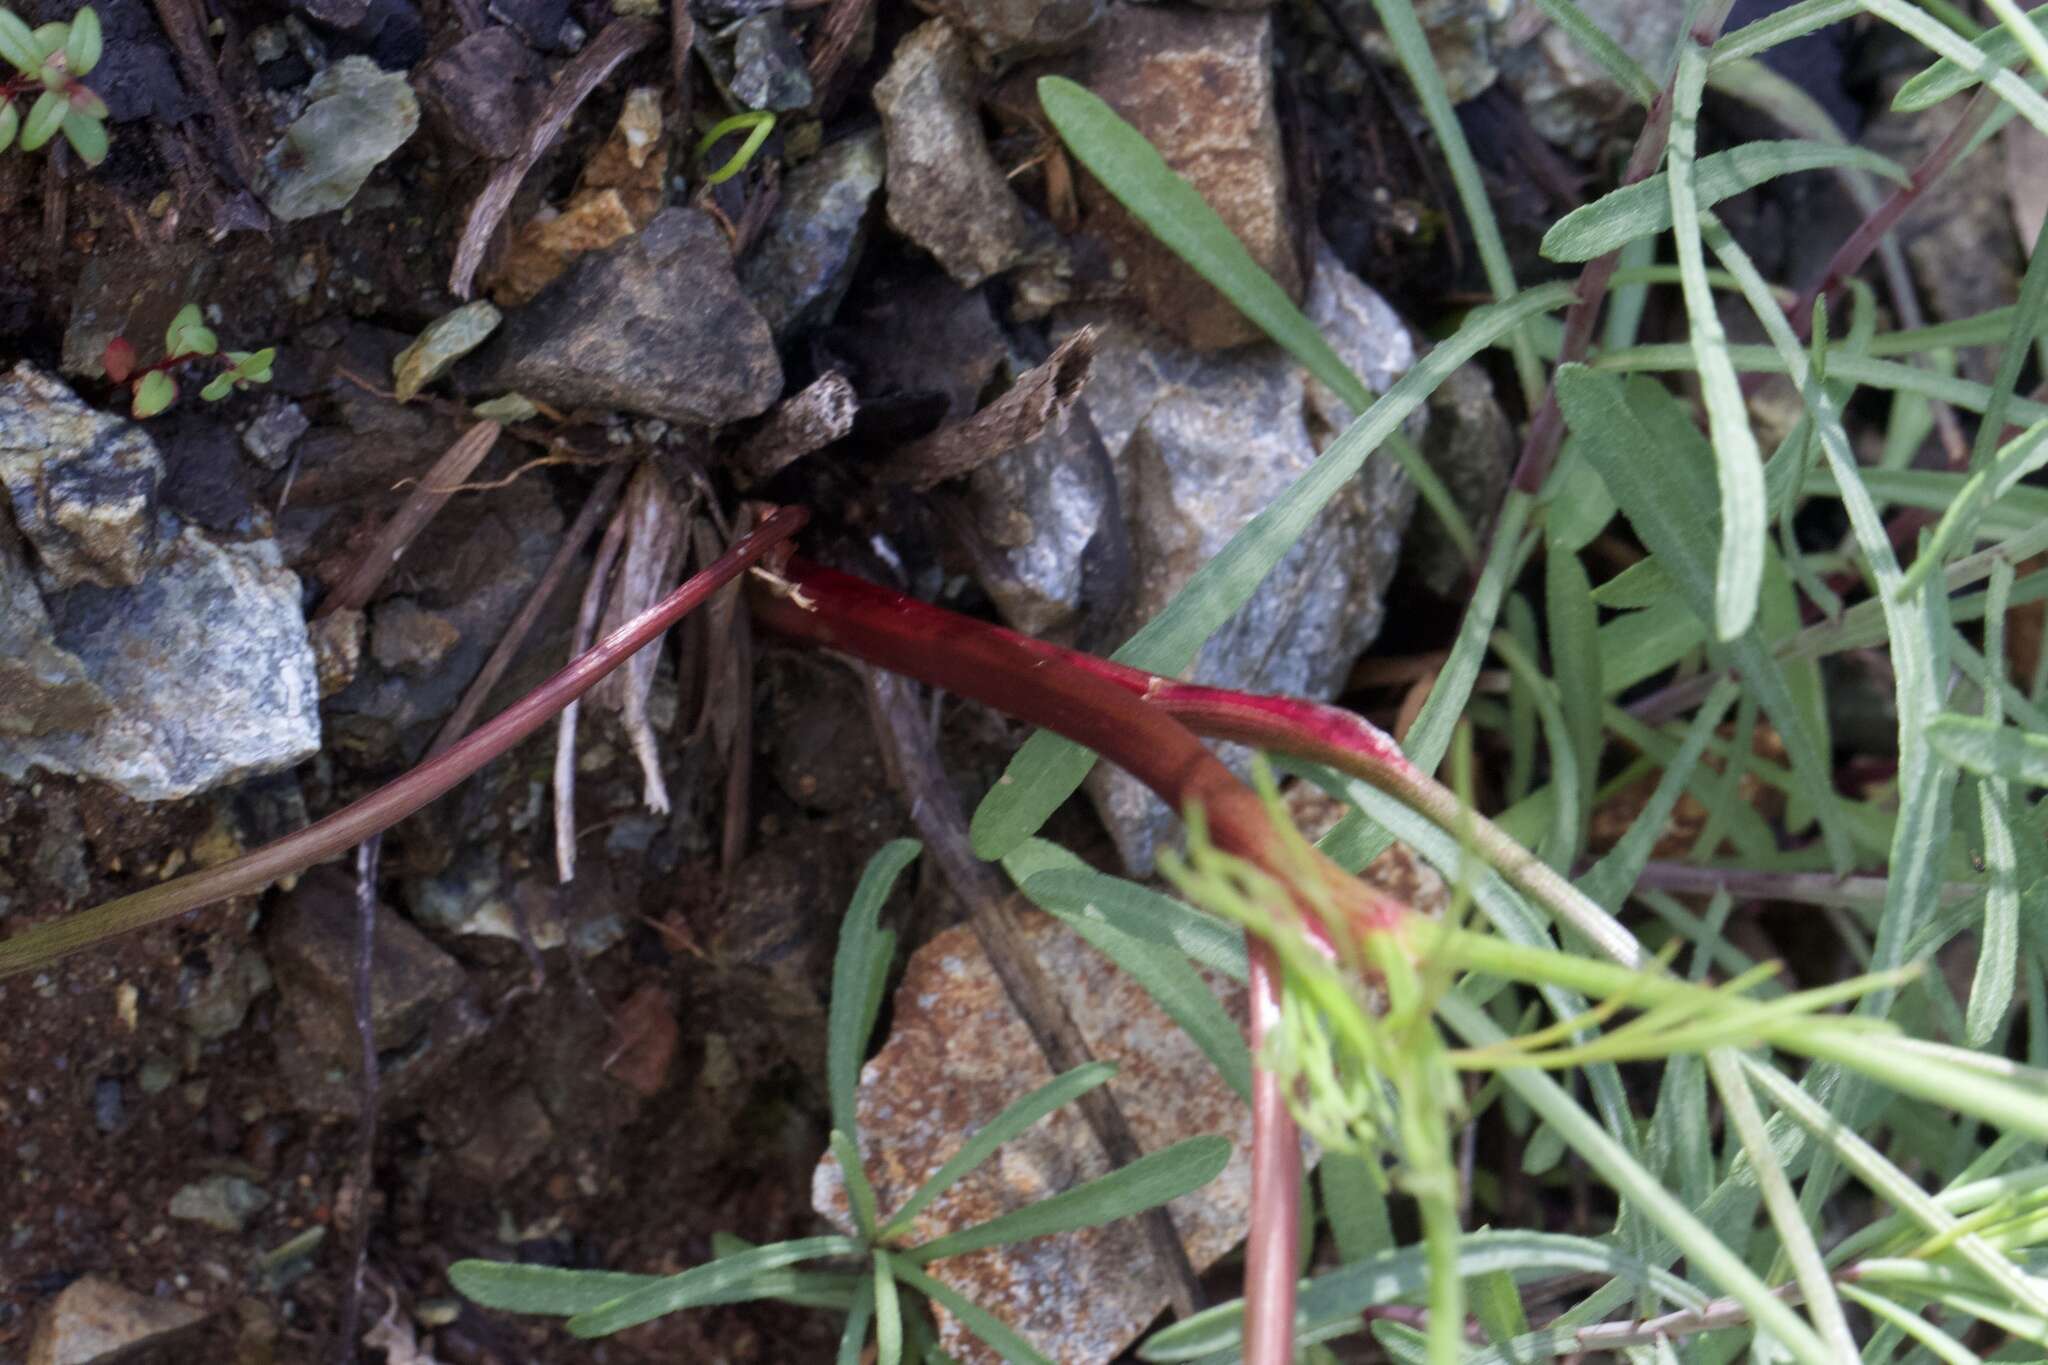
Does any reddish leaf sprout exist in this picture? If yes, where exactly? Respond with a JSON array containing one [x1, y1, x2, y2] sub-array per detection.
[[102, 303, 276, 419]]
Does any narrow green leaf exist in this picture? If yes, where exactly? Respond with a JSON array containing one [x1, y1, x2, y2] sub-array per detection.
[[834, 1129, 879, 1240], [563, 1237, 862, 1337], [1589, 556, 1674, 609], [873, 1252, 904, 1365], [880, 1061, 1117, 1241], [838, 1278, 877, 1365], [60, 108, 104, 165], [1712, 0, 1860, 67], [449, 1260, 658, 1316], [1545, 542, 1602, 860], [969, 284, 1573, 860], [909, 1136, 1230, 1265], [890, 1259, 1056, 1365], [0, 7, 35, 73], [62, 4, 99, 76], [1530, 0, 1654, 103], [828, 839, 920, 1142], [0, 100, 19, 154], [1006, 840, 1247, 980], [1668, 45, 1767, 643], [1899, 420, 2048, 597], [1896, 0, 2048, 109], [1555, 366, 1852, 868], [1968, 560, 2021, 1048], [1928, 712, 2048, 782], [18, 86, 62, 150], [1875, 0, 2048, 135], [1542, 141, 1907, 262], [1318, 1151, 1393, 1264], [1138, 1230, 1710, 1362]]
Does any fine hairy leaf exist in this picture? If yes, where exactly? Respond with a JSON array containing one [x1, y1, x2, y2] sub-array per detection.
[[827, 840, 920, 1145]]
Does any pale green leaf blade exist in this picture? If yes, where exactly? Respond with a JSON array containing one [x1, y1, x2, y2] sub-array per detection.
[[909, 1136, 1231, 1265], [1895, 0, 2048, 109], [1542, 141, 1907, 263], [449, 1261, 660, 1317], [891, 1258, 1056, 1365], [563, 1237, 863, 1337], [0, 7, 35, 73], [1928, 712, 2048, 782], [828, 841, 920, 1147]]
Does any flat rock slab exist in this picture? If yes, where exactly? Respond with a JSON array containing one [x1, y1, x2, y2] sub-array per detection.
[[476, 207, 783, 426], [814, 909, 1255, 1364], [28, 1276, 207, 1365]]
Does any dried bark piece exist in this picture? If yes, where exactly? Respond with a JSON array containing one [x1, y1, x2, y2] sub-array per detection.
[[881, 327, 1095, 489], [730, 371, 858, 486]]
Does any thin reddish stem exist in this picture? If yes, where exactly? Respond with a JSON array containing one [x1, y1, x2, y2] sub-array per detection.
[[0, 505, 809, 979], [1243, 943, 1301, 1365]]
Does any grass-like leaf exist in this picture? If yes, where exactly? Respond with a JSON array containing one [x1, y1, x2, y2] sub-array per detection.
[[828, 839, 919, 1141], [1927, 711, 2048, 782], [1710, 0, 1859, 67], [1139, 1230, 1708, 1362], [1667, 37, 1768, 644], [879, 1061, 1117, 1241], [1530, 0, 1654, 103], [890, 1258, 1056, 1365], [908, 1135, 1230, 1265], [562, 1236, 863, 1337], [834, 1129, 880, 1240], [1542, 141, 1906, 262], [1968, 566, 2022, 1048], [872, 1250, 903, 1365], [1895, 0, 2048, 110], [1898, 420, 2048, 597], [968, 283, 1571, 861], [448, 1261, 660, 1317], [838, 1277, 877, 1365], [1872, 0, 2048, 133], [1006, 842, 1248, 982], [1554, 366, 1853, 867]]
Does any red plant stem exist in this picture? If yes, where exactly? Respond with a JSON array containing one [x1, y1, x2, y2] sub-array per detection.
[[1243, 944, 1300, 1365], [0, 505, 809, 980], [1789, 87, 1997, 345]]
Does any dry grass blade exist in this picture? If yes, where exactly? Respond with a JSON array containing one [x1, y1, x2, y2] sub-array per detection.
[[319, 422, 503, 617], [731, 372, 858, 486]]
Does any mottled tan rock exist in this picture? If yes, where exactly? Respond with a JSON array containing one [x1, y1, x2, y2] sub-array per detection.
[[29, 1277, 206, 1365], [1076, 5, 1301, 349], [874, 20, 1060, 287], [814, 910, 1256, 1364], [918, 0, 1107, 57]]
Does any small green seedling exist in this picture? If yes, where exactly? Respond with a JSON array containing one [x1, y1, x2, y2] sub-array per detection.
[[0, 4, 108, 165], [102, 303, 276, 419]]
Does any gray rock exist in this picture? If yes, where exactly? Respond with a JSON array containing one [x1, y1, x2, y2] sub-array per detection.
[[1076, 6, 1301, 349], [1499, 0, 1680, 157], [963, 382, 1119, 640], [0, 363, 165, 590], [741, 130, 884, 341], [874, 20, 1060, 288], [265, 870, 487, 1115], [730, 13, 813, 110], [922, 0, 1106, 57], [405, 846, 626, 955], [1081, 245, 1420, 870], [168, 1174, 271, 1233], [370, 597, 462, 676], [416, 28, 543, 160], [0, 522, 111, 741], [260, 57, 420, 222], [27, 1276, 207, 1365], [451, 1086, 555, 1184], [1347, 0, 1512, 102], [0, 523, 322, 803], [241, 400, 311, 471], [475, 209, 783, 425], [177, 945, 275, 1041]]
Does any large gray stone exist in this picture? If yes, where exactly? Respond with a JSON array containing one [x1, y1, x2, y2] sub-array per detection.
[[874, 20, 1060, 288], [475, 209, 784, 426], [0, 363, 164, 590], [741, 130, 885, 341], [0, 522, 322, 802], [1499, 0, 1680, 157], [1080, 244, 1420, 870], [920, 0, 1107, 57]]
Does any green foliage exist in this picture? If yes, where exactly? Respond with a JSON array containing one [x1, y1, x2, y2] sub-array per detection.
[[0, 5, 106, 164], [101, 304, 276, 419], [452, 842, 1234, 1360]]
